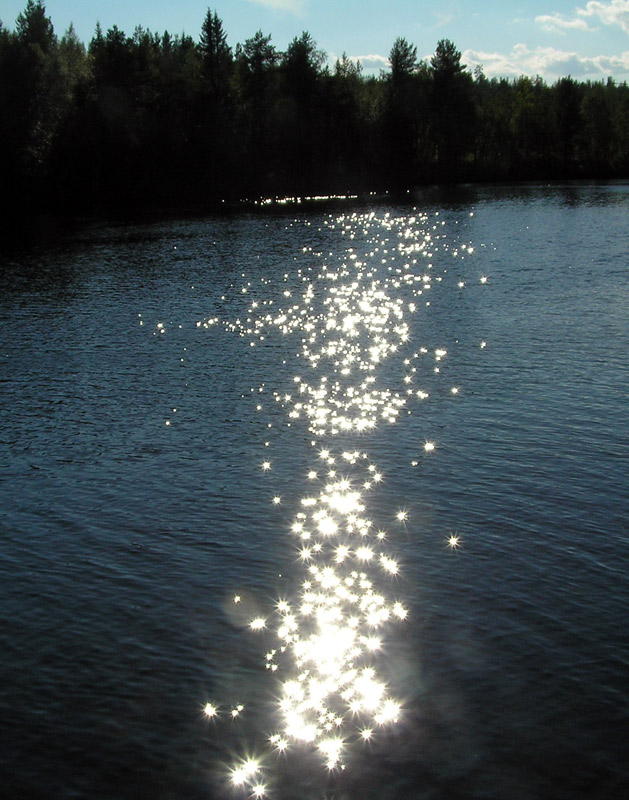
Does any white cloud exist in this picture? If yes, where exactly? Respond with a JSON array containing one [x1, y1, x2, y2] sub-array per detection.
[[577, 0, 629, 33], [352, 53, 390, 72], [535, 13, 593, 33], [431, 11, 454, 29], [592, 49, 629, 68], [463, 49, 522, 77], [535, 1, 629, 34], [244, 0, 307, 13], [463, 43, 629, 80]]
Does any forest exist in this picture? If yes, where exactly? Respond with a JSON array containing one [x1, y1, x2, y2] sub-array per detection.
[[1, 0, 629, 216]]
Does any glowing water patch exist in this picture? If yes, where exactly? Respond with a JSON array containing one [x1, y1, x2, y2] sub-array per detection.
[[192, 205, 488, 795]]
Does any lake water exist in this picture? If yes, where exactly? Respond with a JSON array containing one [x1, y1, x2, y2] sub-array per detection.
[[1, 183, 627, 800]]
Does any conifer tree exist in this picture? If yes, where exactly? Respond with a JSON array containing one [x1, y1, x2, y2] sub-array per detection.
[[430, 38, 475, 176], [16, 0, 54, 52], [389, 37, 417, 82], [199, 8, 231, 96]]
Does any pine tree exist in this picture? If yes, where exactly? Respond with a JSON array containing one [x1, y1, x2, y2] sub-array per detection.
[[389, 37, 417, 82]]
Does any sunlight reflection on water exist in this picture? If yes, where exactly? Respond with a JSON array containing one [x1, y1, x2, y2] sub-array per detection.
[[195, 205, 487, 796]]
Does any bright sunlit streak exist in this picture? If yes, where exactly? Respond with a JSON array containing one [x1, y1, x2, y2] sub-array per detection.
[[200, 206, 487, 795]]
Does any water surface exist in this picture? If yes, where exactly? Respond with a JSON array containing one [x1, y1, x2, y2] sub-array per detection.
[[1, 183, 627, 799]]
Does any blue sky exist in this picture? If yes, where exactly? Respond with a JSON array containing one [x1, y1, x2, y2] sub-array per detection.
[[2, 0, 629, 81]]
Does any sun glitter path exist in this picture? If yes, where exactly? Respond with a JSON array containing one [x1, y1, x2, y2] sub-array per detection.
[[197, 206, 487, 796]]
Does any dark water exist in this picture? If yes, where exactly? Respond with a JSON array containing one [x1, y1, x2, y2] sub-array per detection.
[[1, 183, 627, 800]]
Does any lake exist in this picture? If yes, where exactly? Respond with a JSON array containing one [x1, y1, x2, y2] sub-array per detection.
[[1, 183, 627, 799]]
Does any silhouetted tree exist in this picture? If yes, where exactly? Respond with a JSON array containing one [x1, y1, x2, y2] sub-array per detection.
[[383, 37, 430, 185], [15, 0, 54, 51], [3, 0, 67, 207], [323, 54, 370, 190], [511, 76, 554, 176], [191, 10, 236, 198], [553, 76, 582, 173], [199, 8, 231, 97], [609, 79, 629, 172], [473, 73, 516, 178], [578, 81, 614, 173], [430, 38, 476, 177], [334, 52, 362, 80], [242, 30, 277, 76], [282, 31, 325, 102], [389, 36, 417, 82], [1, 3, 628, 217], [234, 30, 279, 192], [279, 31, 326, 190]]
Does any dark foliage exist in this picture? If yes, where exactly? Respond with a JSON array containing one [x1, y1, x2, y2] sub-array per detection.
[[1, 2, 628, 217]]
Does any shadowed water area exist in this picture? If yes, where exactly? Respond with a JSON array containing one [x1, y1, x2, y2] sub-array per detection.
[[1, 183, 627, 799]]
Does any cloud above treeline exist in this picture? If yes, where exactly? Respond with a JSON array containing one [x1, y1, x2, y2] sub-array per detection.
[[536, 0, 629, 35], [345, 1, 629, 81], [469, 1, 629, 80], [463, 44, 629, 81], [343, 44, 629, 82], [243, 0, 629, 81]]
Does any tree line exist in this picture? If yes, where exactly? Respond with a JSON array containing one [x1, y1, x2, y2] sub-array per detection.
[[1, 1, 628, 216]]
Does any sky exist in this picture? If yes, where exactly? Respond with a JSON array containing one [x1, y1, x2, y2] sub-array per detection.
[[2, 0, 629, 82]]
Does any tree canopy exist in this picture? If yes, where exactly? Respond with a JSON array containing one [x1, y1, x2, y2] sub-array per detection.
[[0, 3, 627, 216], [389, 37, 418, 82]]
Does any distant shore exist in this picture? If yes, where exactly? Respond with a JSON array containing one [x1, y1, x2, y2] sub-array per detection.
[[2, 4, 628, 226]]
